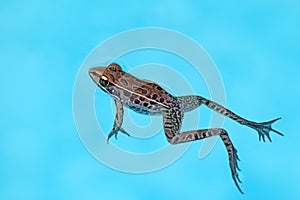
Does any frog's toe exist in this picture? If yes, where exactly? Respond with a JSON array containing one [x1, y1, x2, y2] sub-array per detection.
[[106, 131, 116, 144], [120, 127, 131, 137], [106, 128, 131, 144]]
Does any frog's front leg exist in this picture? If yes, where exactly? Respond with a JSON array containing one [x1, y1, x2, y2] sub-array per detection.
[[163, 108, 243, 194], [107, 100, 131, 143]]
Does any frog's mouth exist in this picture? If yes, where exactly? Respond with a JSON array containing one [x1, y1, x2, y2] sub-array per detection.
[[89, 67, 106, 84]]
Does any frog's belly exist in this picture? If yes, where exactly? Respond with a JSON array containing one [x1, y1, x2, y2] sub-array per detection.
[[126, 104, 162, 115]]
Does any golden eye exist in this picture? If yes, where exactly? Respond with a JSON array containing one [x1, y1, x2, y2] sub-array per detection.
[[99, 75, 109, 87]]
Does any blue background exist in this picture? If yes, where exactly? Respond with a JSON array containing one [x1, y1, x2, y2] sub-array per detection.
[[1, 0, 299, 199]]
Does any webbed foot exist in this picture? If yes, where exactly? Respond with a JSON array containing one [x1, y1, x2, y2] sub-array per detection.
[[248, 118, 283, 142], [107, 127, 131, 143], [230, 147, 243, 194]]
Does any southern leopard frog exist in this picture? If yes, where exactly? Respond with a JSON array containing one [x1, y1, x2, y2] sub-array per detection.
[[89, 63, 283, 194]]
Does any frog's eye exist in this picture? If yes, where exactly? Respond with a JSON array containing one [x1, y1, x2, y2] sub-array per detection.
[[99, 75, 109, 87], [108, 63, 121, 72]]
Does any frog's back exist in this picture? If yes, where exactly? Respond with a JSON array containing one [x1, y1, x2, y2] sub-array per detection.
[[112, 71, 177, 115]]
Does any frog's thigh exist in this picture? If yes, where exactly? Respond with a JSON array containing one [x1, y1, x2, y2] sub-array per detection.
[[163, 108, 184, 142], [177, 95, 202, 112]]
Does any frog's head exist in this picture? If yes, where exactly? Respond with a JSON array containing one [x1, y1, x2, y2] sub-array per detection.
[[89, 63, 122, 91]]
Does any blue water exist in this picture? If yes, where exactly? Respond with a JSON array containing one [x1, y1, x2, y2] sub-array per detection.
[[1, 1, 299, 199]]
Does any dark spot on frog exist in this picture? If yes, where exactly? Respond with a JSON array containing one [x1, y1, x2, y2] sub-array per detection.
[[134, 99, 140, 104], [135, 87, 147, 95], [146, 82, 154, 86], [139, 96, 145, 101], [141, 89, 147, 94], [130, 106, 141, 112], [150, 101, 157, 105], [139, 109, 149, 114], [186, 134, 193, 140], [132, 87, 143, 94], [130, 105, 136, 109], [156, 86, 162, 90], [143, 102, 149, 107], [160, 98, 164, 103], [152, 94, 158, 99]]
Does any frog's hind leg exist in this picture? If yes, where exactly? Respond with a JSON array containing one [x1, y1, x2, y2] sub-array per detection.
[[200, 97, 283, 142], [177, 95, 202, 112], [163, 108, 243, 194], [178, 95, 283, 142], [163, 107, 184, 140]]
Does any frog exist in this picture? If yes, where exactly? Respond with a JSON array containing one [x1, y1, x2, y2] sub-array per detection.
[[89, 63, 283, 194]]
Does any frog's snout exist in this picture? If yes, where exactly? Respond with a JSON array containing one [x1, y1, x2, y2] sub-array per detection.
[[89, 67, 106, 82], [89, 67, 106, 76]]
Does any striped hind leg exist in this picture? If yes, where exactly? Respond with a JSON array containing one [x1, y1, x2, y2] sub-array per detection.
[[177, 95, 283, 142], [163, 109, 243, 194]]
